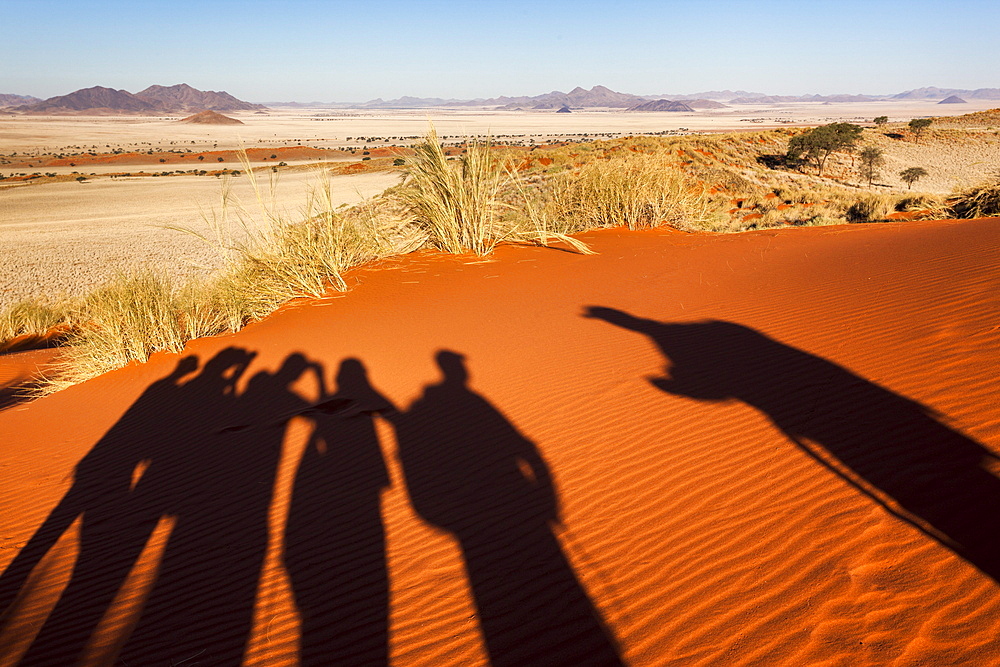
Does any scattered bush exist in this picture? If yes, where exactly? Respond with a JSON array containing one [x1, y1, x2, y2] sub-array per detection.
[[786, 123, 863, 175], [900, 166, 928, 190], [909, 118, 932, 142], [857, 146, 885, 187]]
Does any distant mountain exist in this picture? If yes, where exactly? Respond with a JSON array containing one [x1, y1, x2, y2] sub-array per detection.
[[628, 99, 695, 112], [938, 95, 968, 104], [686, 99, 728, 109], [136, 84, 263, 111], [651, 90, 763, 101], [179, 110, 244, 125], [894, 86, 1000, 100], [303, 85, 1000, 109], [14, 86, 161, 113], [362, 95, 468, 108], [513, 85, 645, 109], [262, 101, 348, 109], [0, 93, 41, 107], [730, 93, 882, 104], [13, 84, 261, 114]]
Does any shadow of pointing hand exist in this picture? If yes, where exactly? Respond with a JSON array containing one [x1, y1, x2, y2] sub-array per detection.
[[586, 305, 1000, 582]]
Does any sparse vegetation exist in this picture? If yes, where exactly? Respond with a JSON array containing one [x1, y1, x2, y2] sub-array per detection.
[[847, 194, 894, 223], [3, 124, 991, 392], [857, 146, 885, 187], [900, 166, 928, 190], [908, 118, 932, 142], [873, 116, 888, 127], [0, 298, 73, 347], [949, 173, 1000, 219], [786, 123, 863, 176]]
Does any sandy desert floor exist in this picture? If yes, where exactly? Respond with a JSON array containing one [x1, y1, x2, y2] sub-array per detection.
[[0, 170, 402, 307], [2, 100, 997, 307], [3, 99, 996, 153], [1, 216, 999, 665]]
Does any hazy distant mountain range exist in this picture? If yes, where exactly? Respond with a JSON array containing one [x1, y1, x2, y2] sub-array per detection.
[[0, 93, 41, 107], [2, 84, 263, 114], [891, 87, 1000, 100], [348, 85, 1000, 109], [3, 84, 999, 114]]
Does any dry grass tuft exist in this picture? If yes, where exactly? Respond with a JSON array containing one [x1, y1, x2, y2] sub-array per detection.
[[949, 173, 1000, 218], [0, 298, 74, 343], [847, 194, 895, 223], [543, 155, 712, 231], [397, 128, 511, 255], [46, 270, 190, 389]]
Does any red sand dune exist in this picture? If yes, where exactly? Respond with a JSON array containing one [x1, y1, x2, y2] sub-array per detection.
[[2, 218, 1000, 665]]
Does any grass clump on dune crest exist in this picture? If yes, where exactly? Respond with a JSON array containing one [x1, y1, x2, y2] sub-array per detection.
[[36, 157, 418, 389], [846, 194, 895, 223], [47, 271, 191, 390], [543, 155, 711, 231], [0, 298, 74, 346], [398, 128, 510, 255], [949, 173, 1000, 219], [396, 128, 592, 255]]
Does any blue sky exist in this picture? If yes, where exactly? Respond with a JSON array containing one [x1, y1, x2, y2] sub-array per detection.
[[3, 0, 996, 102]]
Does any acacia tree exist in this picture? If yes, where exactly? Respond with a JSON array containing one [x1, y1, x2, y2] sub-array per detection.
[[908, 118, 932, 142], [786, 122, 864, 176], [900, 166, 928, 190], [873, 116, 889, 127], [858, 146, 885, 187]]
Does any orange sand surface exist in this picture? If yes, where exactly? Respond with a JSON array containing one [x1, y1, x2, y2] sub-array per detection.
[[1, 218, 1000, 665]]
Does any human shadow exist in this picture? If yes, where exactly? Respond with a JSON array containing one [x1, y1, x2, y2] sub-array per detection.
[[392, 351, 625, 667], [284, 358, 395, 666], [0, 352, 207, 665], [118, 352, 321, 664], [585, 306, 1000, 581], [0, 348, 325, 666]]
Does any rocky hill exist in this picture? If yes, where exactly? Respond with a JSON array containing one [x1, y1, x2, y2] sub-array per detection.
[[938, 95, 968, 104], [13, 84, 261, 114], [136, 84, 263, 112], [363, 85, 647, 109], [628, 99, 695, 112], [179, 110, 244, 125], [15, 86, 160, 114]]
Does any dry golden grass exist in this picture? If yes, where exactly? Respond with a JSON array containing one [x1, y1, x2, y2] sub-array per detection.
[[0, 298, 74, 343], [3, 127, 988, 392], [541, 155, 713, 230], [397, 128, 511, 255], [949, 173, 1000, 218]]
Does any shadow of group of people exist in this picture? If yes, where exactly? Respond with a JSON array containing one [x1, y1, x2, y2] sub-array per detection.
[[4, 306, 996, 665], [0, 349, 625, 666]]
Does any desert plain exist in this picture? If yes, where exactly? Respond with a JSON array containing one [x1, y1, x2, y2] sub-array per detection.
[[1, 99, 1000, 665], [2, 99, 999, 307]]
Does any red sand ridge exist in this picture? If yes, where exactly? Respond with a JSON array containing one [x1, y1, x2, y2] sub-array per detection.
[[179, 110, 244, 125], [1, 218, 1000, 665]]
